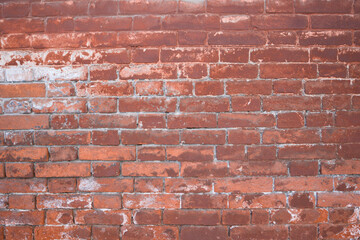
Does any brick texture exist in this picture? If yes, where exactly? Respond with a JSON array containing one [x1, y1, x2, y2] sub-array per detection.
[[0, 0, 359, 239]]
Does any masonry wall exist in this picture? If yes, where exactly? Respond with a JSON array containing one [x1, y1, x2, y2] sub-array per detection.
[[0, 0, 360, 239]]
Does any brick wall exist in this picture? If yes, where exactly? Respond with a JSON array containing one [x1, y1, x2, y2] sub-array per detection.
[[0, 0, 360, 239]]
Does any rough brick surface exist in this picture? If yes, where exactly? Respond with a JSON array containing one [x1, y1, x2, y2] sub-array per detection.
[[0, 0, 359, 239]]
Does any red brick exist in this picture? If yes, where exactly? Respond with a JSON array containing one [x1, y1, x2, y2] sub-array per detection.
[[223, 210, 251, 225], [34, 131, 90, 145], [132, 48, 159, 63], [279, 145, 336, 160], [75, 17, 131, 31], [263, 96, 321, 111], [350, 64, 360, 78], [295, 0, 353, 13], [227, 80, 272, 95], [80, 114, 136, 129], [48, 178, 76, 193], [119, 97, 176, 112], [133, 16, 161, 30], [220, 15, 250, 30], [165, 178, 212, 193], [76, 82, 133, 97], [166, 81, 193, 96], [229, 193, 286, 209], [121, 226, 178, 240], [121, 130, 179, 145], [92, 130, 120, 146], [1, 33, 31, 49], [8, 195, 35, 210], [47, 83, 75, 97], [214, 145, 244, 161], [93, 226, 120, 240], [247, 146, 276, 161], [271, 208, 328, 224], [215, 177, 273, 193], [182, 194, 227, 209], [306, 113, 333, 127], [220, 48, 249, 62], [273, 80, 302, 94], [319, 64, 347, 78], [263, 129, 319, 144], [275, 177, 333, 191], [137, 146, 166, 161], [46, 17, 74, 33], [6, 163, 33, 178], [123, 194, 180, 209], [252, 15, 308, 30], [290, 161, 318, 176], [329, 208, 358, 223], [210, 64, 258, 79], [75, 209, 130, 225], [0, 147, 48, 162], [231, 225, 288, 239], [51, 115, 78, 130], [310, 48, 338, 62], [78, 146, 135, 161], [180, 97, 229, 112], [78, 178, 133, 192], [122, 162, 179, 177], [168, 113, 217, 129], [260, 64, 317, 78], [32, 33, 90, 49], [179, 64, 208, 79], [311, 15, 360, 30], [194, 82, 223, 96], [289, 193, 316, 208], [228, 130, 260, 145], [90, 65, 117, 80], [31, 2, 88, 17], [180, 226, 228, 240], [230, 161, 287, 176], [299, 31, 352, 46], [179, 0, 205, 13], [35, 162, 90, 177], [93, 162, 120, 177], [335, 111, 360, 127], [133, 209, 161, 224], [179, 31, 207, 45], [218, 113, 275, 127], [322, 160, 360, 175], [207, 0, 264, 13], [318, 193, 360, 207], [93, 195, 121, 209], [0, 179, 46, 193], [338, 144, 360, 159], [89, 1, 118, 16], [119, 0, 177, 14], [49, 147, 77, 161], [290, 225, 317, 240], [167, 146, 213, 162], [252, 210, 269, 224], [135, 81, 163, 96], [4, 131, 33, 146], [181, 130, 226, 145], [277, 112, 304, 128], [251, 48, 308, 62], [208, 31, 266, 46], [117, 32, 177, 47], [266, 0, 294, 13], [134, 178, 163, 193], [138, 114, 166, 128], [88, 98, 117, 113], [0, 19, 44, 34], [5, 226, 33, 240], [3, 2, 30, 18], [163, 209, 220, 225], [0, 211, 44, 225], [32, 98, 87, 113], [181, 162, 229, 178], [0, 83, 45, 98], [268, 31, 297, 45], [34, 226, 90, 240], [163, 14, 220, 30], [232, 96, 261, 111]]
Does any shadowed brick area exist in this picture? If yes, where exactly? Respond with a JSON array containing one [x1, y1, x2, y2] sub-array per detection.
[[0, 0, 360, 239]]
